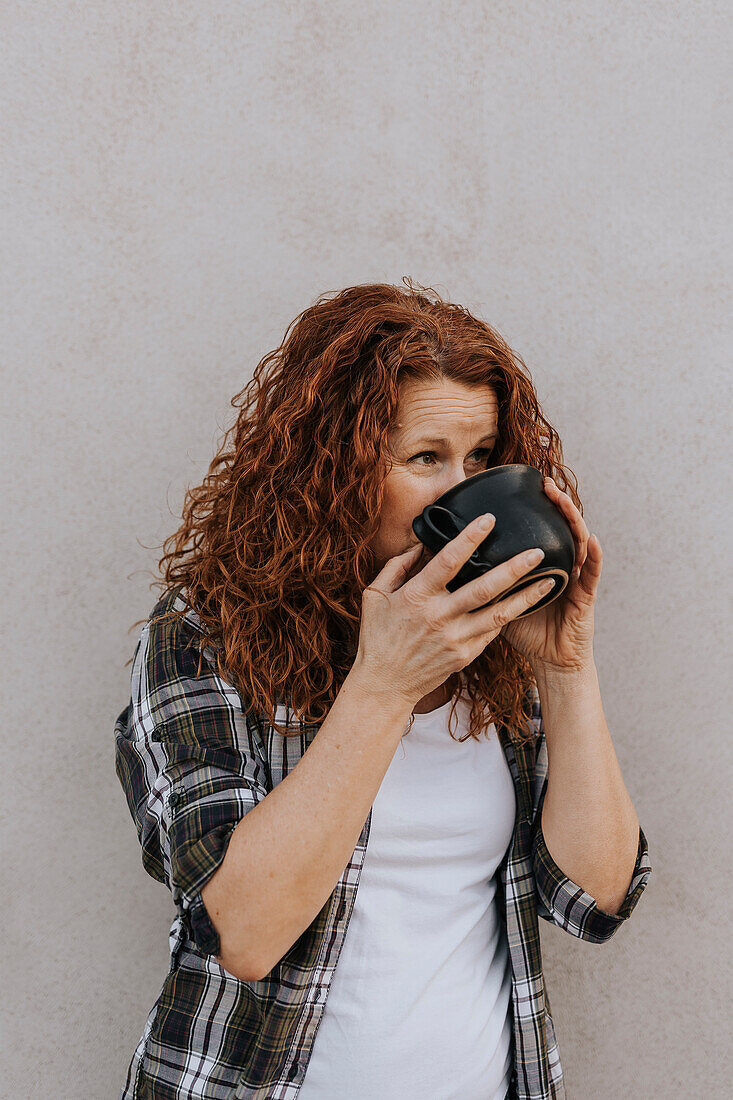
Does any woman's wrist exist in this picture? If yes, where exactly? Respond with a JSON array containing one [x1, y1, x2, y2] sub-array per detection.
[[345, 657, 417, 719]]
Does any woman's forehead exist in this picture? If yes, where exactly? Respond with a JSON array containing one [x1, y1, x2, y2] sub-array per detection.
[[390, 382, 498, 437]]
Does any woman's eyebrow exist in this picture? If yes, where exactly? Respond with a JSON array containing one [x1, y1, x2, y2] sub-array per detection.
[[413, 430, 499, 446]]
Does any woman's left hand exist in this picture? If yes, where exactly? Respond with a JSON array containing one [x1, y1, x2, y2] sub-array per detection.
[[499, 476, 602, 675]]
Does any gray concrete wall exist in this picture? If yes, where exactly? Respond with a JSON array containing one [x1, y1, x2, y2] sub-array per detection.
[[3, 2, 730, 1096]]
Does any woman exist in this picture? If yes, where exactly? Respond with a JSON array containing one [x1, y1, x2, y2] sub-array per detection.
[[115, 279, 652, 1100]]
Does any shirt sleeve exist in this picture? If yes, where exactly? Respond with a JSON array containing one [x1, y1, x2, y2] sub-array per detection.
[[114, 604, 271, 957], [526, 685, 653, 943], [531, 780, 653, 942]]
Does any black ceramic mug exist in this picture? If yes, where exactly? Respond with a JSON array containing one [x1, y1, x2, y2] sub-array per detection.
[[411, 464, 575, 619]]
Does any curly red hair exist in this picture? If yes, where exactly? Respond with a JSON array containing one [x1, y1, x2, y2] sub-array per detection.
[[130, 277, 583, 748]]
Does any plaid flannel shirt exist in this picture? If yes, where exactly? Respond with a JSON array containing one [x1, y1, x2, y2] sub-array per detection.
[[114, 587, 652, 1099]]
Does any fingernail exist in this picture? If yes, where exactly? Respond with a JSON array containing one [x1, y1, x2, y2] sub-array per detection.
[[479, 513, 495, 529]]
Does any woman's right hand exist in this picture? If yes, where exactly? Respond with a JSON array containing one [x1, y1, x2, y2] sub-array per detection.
[[354, 513, 550, 708]]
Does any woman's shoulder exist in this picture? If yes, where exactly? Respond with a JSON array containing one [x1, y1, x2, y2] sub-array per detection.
[[140, 584, 224, 670], [147, 583, 205, 636], [127, 585, 269, 760], [134, 586, 235, 713]]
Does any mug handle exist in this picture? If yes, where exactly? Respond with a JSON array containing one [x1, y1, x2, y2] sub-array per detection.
[[423, 505, 468, 543]]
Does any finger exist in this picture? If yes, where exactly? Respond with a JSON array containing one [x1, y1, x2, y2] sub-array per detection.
[[410, 512, 496, 596], [544, 478, 589, 580], [448, 544, 547, 617], [466, 575, 553, 641], [577, 533, 602, 591], [545, 477, 590, 540], [570, 537, 587, 581]]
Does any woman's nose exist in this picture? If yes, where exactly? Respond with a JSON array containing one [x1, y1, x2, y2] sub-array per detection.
[[437, 470, 475, 498]]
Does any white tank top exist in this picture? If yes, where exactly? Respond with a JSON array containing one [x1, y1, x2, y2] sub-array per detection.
[[298, 693, 516, 1100]]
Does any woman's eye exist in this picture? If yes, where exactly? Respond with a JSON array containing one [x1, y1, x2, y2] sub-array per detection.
[[411, 450, 492, 466]]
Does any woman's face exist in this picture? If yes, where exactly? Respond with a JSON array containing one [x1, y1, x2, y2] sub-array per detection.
[[369, 377, 500, 575]]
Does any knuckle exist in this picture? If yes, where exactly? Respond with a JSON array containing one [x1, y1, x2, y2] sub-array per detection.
[[479, 569, 496, 596], [401, 585, 425, 611], [479, 581, 500, 607], [441, 547, 463, 573], [425, 608, 449, 634], [492, 604, 510, 627], [482, 570, 508, 601], [475, 570, 500, 601]]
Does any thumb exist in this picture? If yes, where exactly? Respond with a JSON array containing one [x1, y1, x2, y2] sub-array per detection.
[[374, 542, 425, 594]]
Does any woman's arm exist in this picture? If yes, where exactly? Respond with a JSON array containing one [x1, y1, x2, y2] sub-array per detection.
[[531, 659, 641, 915], [203, 664, 413, 981]]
